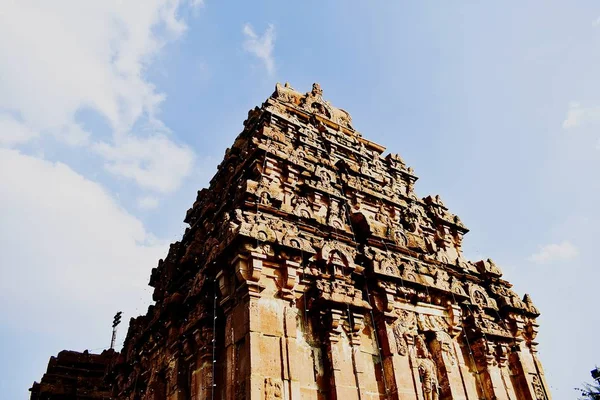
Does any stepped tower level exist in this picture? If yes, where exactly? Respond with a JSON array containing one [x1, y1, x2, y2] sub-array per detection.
[[113, 83, 551, 400]]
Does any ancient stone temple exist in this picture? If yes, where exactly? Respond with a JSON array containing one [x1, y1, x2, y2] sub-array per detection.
[[30, 349, 116, 399], [32, 83, 551, 400]]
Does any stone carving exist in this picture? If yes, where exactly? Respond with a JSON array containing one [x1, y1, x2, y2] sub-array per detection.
[[433, 270, 451, 291], [391, 309, 418, 356], [523, 294, 540, 315], [531, 375, 547, 400], [415, 335, 440, 400], [264, 378, 282, 400], [490, 283, 527, 312], [327, 200, 345, 229], [314, 279, 368, 308], [475, 258, 503, 277], [471, 312, 512, 338], [402, 260, 421, 283], [418, 314, 449, 333], [435, 331, 457, 366], [468, 283, 498, 309], [274, 82, 299, 105], [292, 197, 313, 219], [364, 246, 402, 278], [298, 83, 354, 129], [314, 202, 328, 224], [449, 276, 467, 297]]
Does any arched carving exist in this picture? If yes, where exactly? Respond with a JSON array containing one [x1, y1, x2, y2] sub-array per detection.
[[250, 222, 277, 243], [319, 242, 354, 269], [468, 284, 491, 309], [292, 197, 313, 219], [300, 83, 334, 120]]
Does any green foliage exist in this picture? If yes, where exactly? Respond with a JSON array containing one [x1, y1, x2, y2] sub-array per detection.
[[576, 382, 600, 399]]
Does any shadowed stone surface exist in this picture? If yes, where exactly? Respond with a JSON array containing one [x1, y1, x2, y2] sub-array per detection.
[[30, 349, 116, 399]]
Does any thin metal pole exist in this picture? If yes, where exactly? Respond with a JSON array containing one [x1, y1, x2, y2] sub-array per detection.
[[110, 327, 117, 350], [211, 278, 218, 400]]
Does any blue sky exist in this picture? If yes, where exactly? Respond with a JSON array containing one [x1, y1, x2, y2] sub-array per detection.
[[1, 1, 599, 398]]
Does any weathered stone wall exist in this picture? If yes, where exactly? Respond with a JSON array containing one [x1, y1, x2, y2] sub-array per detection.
[[30, 349, 116, 399]]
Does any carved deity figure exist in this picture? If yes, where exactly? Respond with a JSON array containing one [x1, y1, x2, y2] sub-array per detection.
[[473, 290, 487, 308], [327, 200, 343, 227], [259, 191, 271, 205], [265, 378, 282, 400], [418, 356, 440, 400], [376, 201, 391, 225], [415, 335, 440, 400], [402, 203, 421, 233], [393, 323, 408, 356], [315, 203, 328, 223], [311, 82, 323, 97]]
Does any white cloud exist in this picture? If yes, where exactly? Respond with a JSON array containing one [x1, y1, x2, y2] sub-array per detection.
[[138, 195, 160, 210], [593, 16, 600, 27], [0, 114, 39, 146], [528, 240, 579, 264], [0, 147, 167, 337], [0, 0, 198, 191], [562, 102, 600, 129], [93, 133, 194, 193], [242, 23, 276, 74]]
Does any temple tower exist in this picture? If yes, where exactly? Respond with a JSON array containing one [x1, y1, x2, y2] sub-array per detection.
[[102, 83, 550, 400]]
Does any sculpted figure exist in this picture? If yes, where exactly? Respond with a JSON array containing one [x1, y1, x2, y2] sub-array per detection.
[[259, 191, 271, 205], [315, 203, 328, 223], [415, 335, 440, 400], [265, 378, 282, 400], [418, 356, 440, 400]]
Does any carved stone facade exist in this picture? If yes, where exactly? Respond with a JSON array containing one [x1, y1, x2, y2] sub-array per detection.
[[32, 83, 552, 399], [30, 350, 117, 399]]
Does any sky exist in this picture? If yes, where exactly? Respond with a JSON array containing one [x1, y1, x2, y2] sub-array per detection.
[[0, 1, 599, 398]]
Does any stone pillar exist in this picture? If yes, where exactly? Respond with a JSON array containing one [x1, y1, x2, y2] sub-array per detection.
[[324, 308, 361, 400], [406, 334, 426, 400], [509, 344, 551, 400], [452, 338, 480, 400], [428, 331, 468, 400], [471, 338, 512, 400], [282, 306, 302, 399], [347, 311, 375, 399], [496, 343, 519, 400], [190, 328, 214, 400], [165, 349, 189, 400], [506, 319, 551, 400], [376, 314, 417, 400]]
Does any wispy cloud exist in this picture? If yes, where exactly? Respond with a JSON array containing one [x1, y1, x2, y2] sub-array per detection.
[[562, 102, 600, 129], [93, 134, 194, 193], [137, 196, 160, 210], [242, 23, 276, 74], [593, 16, 600, 27], [528, 241, 579, 264], [0, 0, 199, 193], [0, 113, 39, 146], [0, 146, 166, 344]]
